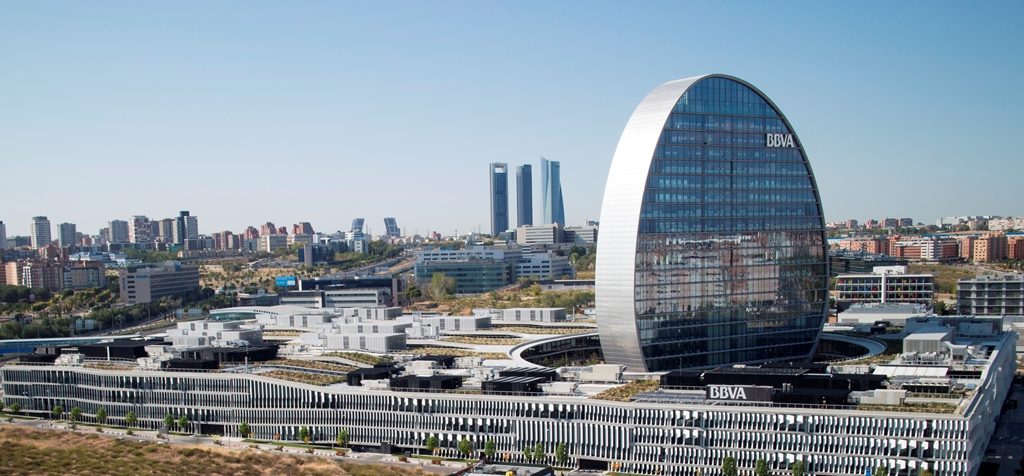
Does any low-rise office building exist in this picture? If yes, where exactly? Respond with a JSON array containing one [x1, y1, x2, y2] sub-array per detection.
[[957, 274, 1024, 316], [834, 266, 935, 308], [1, 326, 1015, 476], [118, 262, 200, 305], [475, 307, 568, 323], [166, 320, 263, 347], [836, 303, 930, 326], [515, 253, 574, 280], [829, 251, 908, 276], [415, 259, 509, 294]]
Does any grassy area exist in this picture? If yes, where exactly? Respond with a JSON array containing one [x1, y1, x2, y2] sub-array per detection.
[[325, 352, 393, 366], [440, 336, 526, 346], [908, 263, 976, 294], [407, 347, 508, 360], [0, 426, 434, 476], [263, 359, 357, 373], [492, 325, 592, 335], [591, 380, 660, 402], [858, 402, 958, 414], [259, 370, 346, 386]]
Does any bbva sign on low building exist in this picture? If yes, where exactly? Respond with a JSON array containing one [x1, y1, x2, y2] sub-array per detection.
[[705, 385, 774, 402]]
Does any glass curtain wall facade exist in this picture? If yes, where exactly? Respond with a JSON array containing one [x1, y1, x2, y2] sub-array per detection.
[[516, 164, 533, 227], [490, 163, 510, 236], [541, 158, 565, 226], [597, 75, 828, 372]]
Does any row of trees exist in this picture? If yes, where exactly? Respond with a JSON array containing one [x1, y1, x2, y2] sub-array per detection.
[[720, 456, 932, 476], [423, 435, 569, 466]]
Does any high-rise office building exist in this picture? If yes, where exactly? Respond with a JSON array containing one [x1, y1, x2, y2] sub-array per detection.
[[489, 163, 509, 236], [173, 211, 198, 245], [516, 164, 533, 227], [351, 218, 365, 234], [158, 218, 175, 242], [541, 157, 565, 225], [293, 222, 315, 235], [58, 222, 77, 248], [383, 217, 401, 238], [108, 220, 130, 244], [596, 75, 828, 372], [0, 220, 6, 250], [128, 215, 152, 244], [30, 216, 51, 249]]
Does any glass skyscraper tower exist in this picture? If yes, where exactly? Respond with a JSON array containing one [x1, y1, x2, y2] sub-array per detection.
[[596, 75, 828, 372], [489, 163, 509, 236], [516, 164, 533, 227], [541, 157, 565, 225]]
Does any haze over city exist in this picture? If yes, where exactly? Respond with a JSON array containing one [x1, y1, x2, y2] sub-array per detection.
[[2, 1, 1022, 236]]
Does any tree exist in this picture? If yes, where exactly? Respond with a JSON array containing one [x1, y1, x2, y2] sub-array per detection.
[[425, 435, 439, 454], [337, 429, 349, 448], [164, 413, 175, 431], [52, 405, 64, 420], [125, 411, 137, 428], [484, 438, 496, 461], [875, 466, 889, 476], [10, 402, 20, 415], [178, 415, 189, 433], [919, 470, 934, 476], [95, 407, 107, 425], [555, 442, 569, 467], [533, 442, 545, 462], [239, 421, 251, 438], [522, 445, 533, 461], [755, 458, 768, 476], [428, 273, 456, 300], [457, 438, 473, 458], [791, 460, 806, 476], [298, 426, 310, 443], [69, 407, 81, 428], [0, 401, 4, 413], [722, 456, 738, 476]]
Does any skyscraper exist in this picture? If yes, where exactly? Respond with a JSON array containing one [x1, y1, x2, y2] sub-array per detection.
[[595, 75, 828, 372], [351, 218, 365, 234], [383, 217, 401, 238], [516, 164, 533, 227], [541, 157, 565, 225], [489, 163, 509, 236], [128, 215, 152, 244], [108, 220, 130, 244], [0, 220, 6, 250], [30, 216, 51, 249], [58, 222, 77, 248], [174, 211, 198, 245], [158, 219, 175, 242]]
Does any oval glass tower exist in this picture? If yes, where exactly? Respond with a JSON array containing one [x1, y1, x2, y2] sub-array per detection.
[[596, 75, 828, 372]]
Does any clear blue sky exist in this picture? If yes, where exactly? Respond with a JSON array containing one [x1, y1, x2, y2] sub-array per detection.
[[2, 1, 1022, 237]]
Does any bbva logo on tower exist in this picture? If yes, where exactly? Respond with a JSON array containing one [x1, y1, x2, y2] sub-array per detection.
[[766, 133, 795, 148]]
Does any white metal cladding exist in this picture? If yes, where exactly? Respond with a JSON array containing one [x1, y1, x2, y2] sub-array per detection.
[[596, 76, 704, 371], [3, 339, 1016, 476]]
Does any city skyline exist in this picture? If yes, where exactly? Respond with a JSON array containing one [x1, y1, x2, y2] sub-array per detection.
[[2, 2, 1022, 236]]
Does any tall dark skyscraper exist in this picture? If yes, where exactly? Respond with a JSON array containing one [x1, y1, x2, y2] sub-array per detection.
[[541, 157, 565, 225], [351, 218, 364, 234], [383, 217, 401, 238], [489, 162, 509, 236], [516, 164, 533, 227]]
